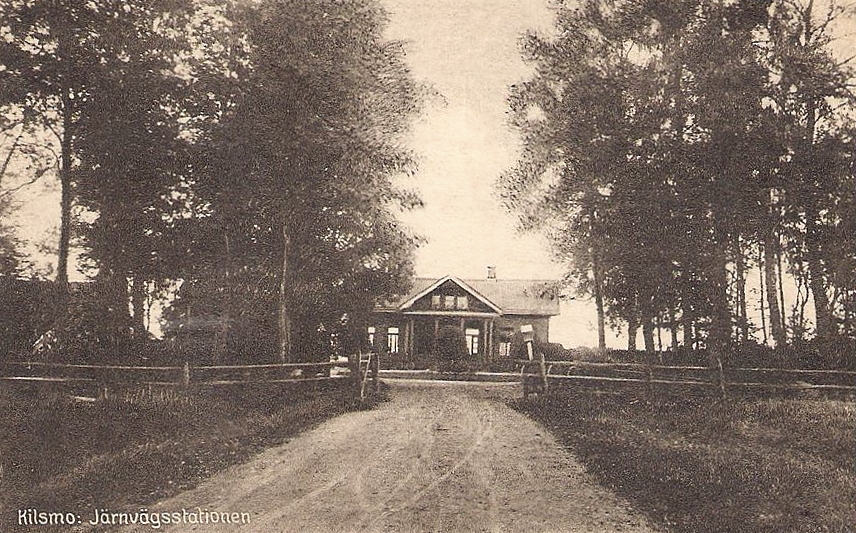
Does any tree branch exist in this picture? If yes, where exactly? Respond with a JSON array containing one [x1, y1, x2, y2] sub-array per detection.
[[0, 130, 24, 186], [0, 163, 55, 199]]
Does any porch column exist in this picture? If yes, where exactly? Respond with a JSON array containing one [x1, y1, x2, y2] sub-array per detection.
[[482, 319, 489, 361], [401, 318, 410, 359], [487, 319, 494, 360], [433, 318, 439, 353], [408, 317, 415, 357]]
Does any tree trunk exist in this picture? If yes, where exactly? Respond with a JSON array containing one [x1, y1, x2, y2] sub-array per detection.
[[800, 81, 834, 340], [641, 298, 655, 353], [709, 233, 732, 366], [592, 251, 606, 352], [57, 96, 73, 291], [805, 208, 834, 339], [758, 245, 768, 346], [278, 223, 292, 362], [97, 268, 132, 350], [777, 247, 787, 334], [642, 319, 655, 353], [215, 233, 232, 363], [669, 306, 679, 351], [682, 295, 694, 349], [735, 236, 749, 343], [131, 277, 147, 341], [627, 314, 638, 351], [763, 234, 786, 347], [845, 289, 853, 337]]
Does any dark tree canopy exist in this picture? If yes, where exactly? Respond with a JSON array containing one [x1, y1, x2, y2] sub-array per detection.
[[163, 0, 425, 362], [1, 0, 424, 362], [503, 0, 856, 359]]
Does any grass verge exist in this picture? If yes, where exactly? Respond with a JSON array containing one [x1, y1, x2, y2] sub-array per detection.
[[0, 380, 358, 532], [514, 390, 856, 533]]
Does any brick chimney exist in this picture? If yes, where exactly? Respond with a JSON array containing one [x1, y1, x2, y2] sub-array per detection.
[[487, 266, 496, 279]]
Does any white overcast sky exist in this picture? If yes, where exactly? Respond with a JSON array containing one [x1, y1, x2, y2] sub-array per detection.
[[380, 0, 562, 281], [379, 0, 621, 347]]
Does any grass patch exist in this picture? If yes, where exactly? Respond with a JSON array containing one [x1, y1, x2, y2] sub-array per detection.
[[514, 390, 856, 533], [0, 380, 357, 532]]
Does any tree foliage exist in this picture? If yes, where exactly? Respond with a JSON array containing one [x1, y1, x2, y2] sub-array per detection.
[[503, 0, 856, 358], [164, 0, 423, 362], [1, 0, 423, 362]]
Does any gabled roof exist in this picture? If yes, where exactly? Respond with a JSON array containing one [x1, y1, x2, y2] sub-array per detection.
[[396, 276, 502, 314], [378, 276, 560, 317]]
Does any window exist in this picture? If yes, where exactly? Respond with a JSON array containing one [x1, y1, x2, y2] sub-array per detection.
[[431, 295, 441, 308], [499, 342, 511, 357], [465, 328, 480, 356], [367, 326, 375, 348], [387, 327, 400, 354], [456, 296, 469, 310], [444, 295, 455, 309]]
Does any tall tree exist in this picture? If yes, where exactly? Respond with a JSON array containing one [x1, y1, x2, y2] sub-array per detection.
[[168, 0, 423, 362], [504, 0, 856, 359], [0, 0, 198, 307], [763, 0, 856, 341]]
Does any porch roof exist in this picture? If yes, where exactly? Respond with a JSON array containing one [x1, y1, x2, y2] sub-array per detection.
[[401, 310, 500, 318]]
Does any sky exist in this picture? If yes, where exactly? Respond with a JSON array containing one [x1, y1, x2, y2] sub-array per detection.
[[378, 0, 613, 348], [380, 0, 559, 280]]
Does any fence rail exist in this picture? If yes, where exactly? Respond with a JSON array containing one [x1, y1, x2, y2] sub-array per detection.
[[0, 354, 381, 400], [519, 358, 856, 396], [5, 356, 853, 398]]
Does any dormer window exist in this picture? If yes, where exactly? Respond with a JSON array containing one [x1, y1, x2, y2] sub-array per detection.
[[429, 293, 470, 310]]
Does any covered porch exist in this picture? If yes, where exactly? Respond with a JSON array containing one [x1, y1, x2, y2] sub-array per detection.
[[398, 311, 498, 360]]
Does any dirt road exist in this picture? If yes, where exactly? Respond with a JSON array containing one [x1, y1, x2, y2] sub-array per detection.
[[116, 381, 658, 533]]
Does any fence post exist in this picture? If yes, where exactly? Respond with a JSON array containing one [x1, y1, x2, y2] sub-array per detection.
[[182, 362, 190, 387], [716, 357, 727, 398], [538, 351, 549, 393], [371, 351, 380, 393], [349, 350, 361, 398]]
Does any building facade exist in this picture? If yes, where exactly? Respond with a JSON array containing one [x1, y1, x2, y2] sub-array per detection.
[[370, 274, 560, 360]]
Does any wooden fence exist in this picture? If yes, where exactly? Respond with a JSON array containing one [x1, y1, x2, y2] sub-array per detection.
[[7, 354, 852, 401], [0, 352, 382, 401], [520, 356, 856, 397]]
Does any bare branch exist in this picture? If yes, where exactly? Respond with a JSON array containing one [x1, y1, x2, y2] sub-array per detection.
[[38, 113, 64, 145], [0, 120, 24, 138], [0, 130, 24, 185], [0, 164, 55, 199]]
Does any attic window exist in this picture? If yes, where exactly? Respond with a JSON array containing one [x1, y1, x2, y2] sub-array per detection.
[[456, 296, 468, 310], [444, 295, 455, 309], [431, 295, 441, 308]]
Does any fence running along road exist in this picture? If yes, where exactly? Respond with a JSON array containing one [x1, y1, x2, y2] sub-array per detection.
[[380, 357, 856, 397], [2, 355, 854, 399], [0, 353, 381, 400]]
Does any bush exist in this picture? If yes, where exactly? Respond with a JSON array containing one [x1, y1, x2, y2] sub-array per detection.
[[435, 325, 470, 372]]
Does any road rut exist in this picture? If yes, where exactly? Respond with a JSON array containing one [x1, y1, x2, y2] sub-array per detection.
[[115, 380, 658, 533]]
